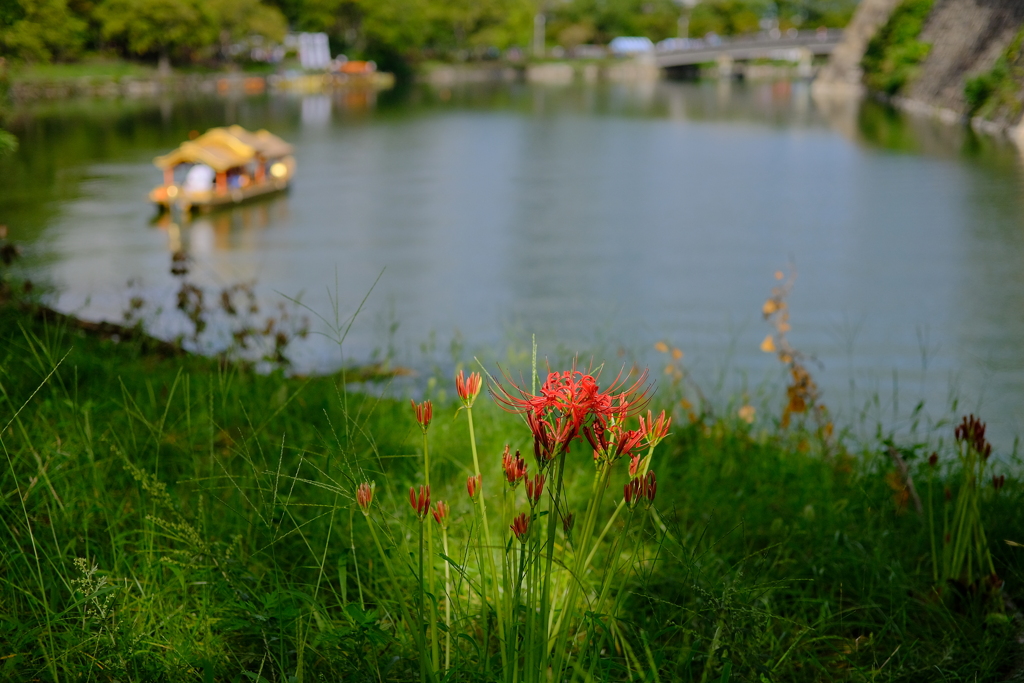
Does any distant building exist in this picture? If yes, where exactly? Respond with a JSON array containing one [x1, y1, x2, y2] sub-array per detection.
[[298, 33, 331, 71], [608, 37, 654, 56]]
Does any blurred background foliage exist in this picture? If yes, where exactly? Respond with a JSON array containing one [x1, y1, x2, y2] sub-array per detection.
[[0, 0, 858, 71]]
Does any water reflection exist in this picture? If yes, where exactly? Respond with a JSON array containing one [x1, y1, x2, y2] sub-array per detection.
[[3, 80, 1024, 448]]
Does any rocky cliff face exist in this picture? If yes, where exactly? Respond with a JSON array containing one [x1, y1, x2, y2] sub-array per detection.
[[814, 0, 903, 92], [818, 0, 1024, 127], [907, 0, 1024, 123]]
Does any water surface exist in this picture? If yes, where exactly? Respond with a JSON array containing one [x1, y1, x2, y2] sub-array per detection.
[[3, 80, 1024, 449]]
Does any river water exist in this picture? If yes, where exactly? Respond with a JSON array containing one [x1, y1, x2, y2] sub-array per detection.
[[3, 79, 1024, 450]]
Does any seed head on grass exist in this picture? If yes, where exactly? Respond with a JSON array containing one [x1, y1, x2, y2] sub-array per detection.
[[410, 485, 431, 520]]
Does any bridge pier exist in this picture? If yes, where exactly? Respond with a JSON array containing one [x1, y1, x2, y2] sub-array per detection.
[[716, 53, 734, 78]]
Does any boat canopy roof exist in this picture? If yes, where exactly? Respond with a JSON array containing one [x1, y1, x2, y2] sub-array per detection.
[[154, 126, 294, 172]]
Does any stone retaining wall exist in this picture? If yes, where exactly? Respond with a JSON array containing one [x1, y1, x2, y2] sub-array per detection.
[[907, 0, 1024, 124]]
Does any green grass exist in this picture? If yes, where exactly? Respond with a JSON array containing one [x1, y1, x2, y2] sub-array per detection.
[[9, 58, 157, 84], [0, 300, 1021, 681]]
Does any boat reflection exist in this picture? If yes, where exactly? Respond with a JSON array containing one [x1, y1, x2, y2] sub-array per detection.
[[153, 193, 290, 254]]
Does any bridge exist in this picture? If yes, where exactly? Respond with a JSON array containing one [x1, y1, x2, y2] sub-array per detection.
[[655, 29, 844, 77]]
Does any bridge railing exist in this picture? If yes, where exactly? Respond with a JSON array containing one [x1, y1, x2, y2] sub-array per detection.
[[655, 28, 843, 54]]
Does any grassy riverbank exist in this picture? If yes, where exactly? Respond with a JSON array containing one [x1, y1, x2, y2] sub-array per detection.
[[0, 298, 1022, 681]]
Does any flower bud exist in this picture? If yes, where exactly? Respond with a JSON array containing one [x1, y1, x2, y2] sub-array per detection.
[[431, 500, 450, 528], [411, 400, 433, 431], [467, 474, 482, 501], [510, 512, 529, 542], [356, 482, 374, 515], [409, 484, 431, 519], [455, 370, 483, 407]]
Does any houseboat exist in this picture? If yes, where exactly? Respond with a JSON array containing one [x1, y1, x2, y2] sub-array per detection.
[[149, 126, 296, 212]]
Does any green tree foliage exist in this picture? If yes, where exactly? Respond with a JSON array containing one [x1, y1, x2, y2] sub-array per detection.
[[690, 0, 770, 37], [861, 0, 935, 96], [686, 0, 855, 38], [95, 0, 285, 66], [0, 0, 86, 61], [549, 0, 679, 46]]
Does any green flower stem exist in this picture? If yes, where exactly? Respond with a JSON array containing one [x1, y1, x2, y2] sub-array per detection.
[[466, 405, 507, 670], [538, 447, 569, 674], [419, 519, 427, 681], [422, 431, 439, 672], [584, 446, 655, 571], [551, 460, 613, 679], [441, 525, 451, 671], [364, 515, 436, 683]]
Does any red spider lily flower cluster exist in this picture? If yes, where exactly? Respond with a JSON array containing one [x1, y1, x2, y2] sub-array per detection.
[[467, 474, 482, 501], [411, 400, 433, 432], [502, 446, 528, 487], [432, 500, 450, 528], [456, 370, 483, 407], [585, 419, 644, 464], [409, 485, 431, 519], [993, 474, 1006, 491], [356, 482, 374, 514], [510, 513, 530, 542], [955, 414, 991, 459], [525, 474, 545, 507], [928, 452, 938, 468], [492, 365, 650, 466], [639, 410, 671, 448], [624, 471, 657, 509]]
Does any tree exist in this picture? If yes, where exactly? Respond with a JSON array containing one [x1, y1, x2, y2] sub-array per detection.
[[0, 0, 85, 61], [96, 0, 212, 70], [96, 0, 285, 69]]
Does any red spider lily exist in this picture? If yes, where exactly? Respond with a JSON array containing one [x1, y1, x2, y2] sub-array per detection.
[[510, 513, 530, 542], [955, 414, 992, 459], [644, 470, 657, 504], [993, 474, 1006, 491], [467, 474, 482, 501], [432, 500, 450, 528], [624, 478, 643, 509], [628, 454, 641, 478], [624, 470, 657, 509], [639, 410, 671, 448], [456, 370, 483, 406], [928, 452, 938, 468], [525, 474, 546, 507], [502, 446, 528, 487], [527, 410, 577, 465], [411, 400, 433, 431], [356, 482, 374, 514], [409, 485, 431, 519], [584, 419, 643, 462], [492, 363, 652, 464]]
